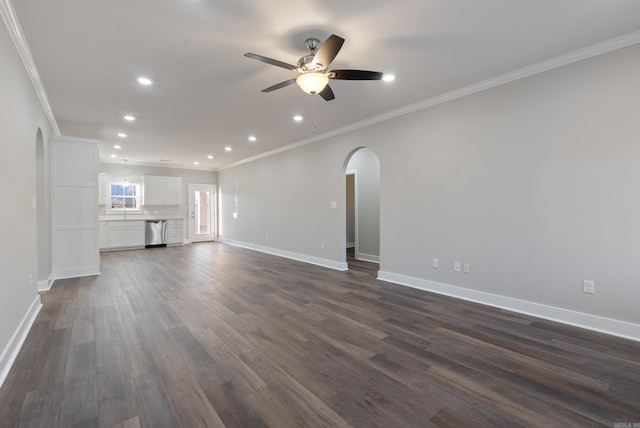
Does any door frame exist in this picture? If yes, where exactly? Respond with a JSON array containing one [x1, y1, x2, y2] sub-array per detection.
[[187, 183, 217, 242], [346, 169, 359, 258]]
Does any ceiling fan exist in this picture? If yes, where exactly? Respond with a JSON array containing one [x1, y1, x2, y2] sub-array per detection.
[[244, 34, 383, 101]]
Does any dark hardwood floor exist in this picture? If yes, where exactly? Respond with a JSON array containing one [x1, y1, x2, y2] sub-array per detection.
[[1, 242, 640, 427]]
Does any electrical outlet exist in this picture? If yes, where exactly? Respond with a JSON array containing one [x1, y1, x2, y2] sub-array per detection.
[[432, 258, 439, 269], [320, 242, 325, 250], [265, 233, 269, 241], [453, 261, 461, 272], [463, 263, 471, 274], [583, 280, 595, 294]]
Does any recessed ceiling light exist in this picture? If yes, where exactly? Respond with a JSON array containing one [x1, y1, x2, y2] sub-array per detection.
[[137, 77, 153, 85], [194, 161, 199, 165], [293, 115, 303, 122], [117, 132, 127, 138], [124, 115, 136, 121], [113, 145, 121, 149], [248, 136, 257, 142], [110, 154, 117, 158], [383, 74, 396, 82], [225, 147, 232, 152], [207, 155, 213, 159]]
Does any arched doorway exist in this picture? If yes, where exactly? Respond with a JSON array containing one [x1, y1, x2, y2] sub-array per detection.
[[35, 128, 51, 290], [342, 147, 380, 269]]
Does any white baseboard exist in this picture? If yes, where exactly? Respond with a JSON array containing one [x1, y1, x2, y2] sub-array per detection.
[[219, 238, 348, 271], [54, 267, 100, 280], [377, 271, 640, 343], [37, 272, 55, 292], [346, 242, 355, 248], [356, 252, 380, 263], [0, 295, 42, 388]]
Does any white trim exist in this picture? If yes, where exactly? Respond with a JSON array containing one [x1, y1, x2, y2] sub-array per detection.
[[221, 30, 640, 172], [219, 238, 348, 271], [0, 295, 42, 388], [377, 271, 640, 343], [37, 272, 55, 292], [346, 242, 355, 248], [54, 268, 100, 280], [346, 169, 359, 260], [100, 159, 216, 172], [0, 0, 60, 135], [356, 252, 380, 263]]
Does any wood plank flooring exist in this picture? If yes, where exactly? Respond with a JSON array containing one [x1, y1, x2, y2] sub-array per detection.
[[1, 242, 640, 427]]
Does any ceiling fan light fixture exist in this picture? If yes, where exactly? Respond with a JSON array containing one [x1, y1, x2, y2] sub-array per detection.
[[296, 72, 329, 95]]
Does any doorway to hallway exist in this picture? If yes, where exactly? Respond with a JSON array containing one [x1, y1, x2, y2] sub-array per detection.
[[343, 147, 380, 269]]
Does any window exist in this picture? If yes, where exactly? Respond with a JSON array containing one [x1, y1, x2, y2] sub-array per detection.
[[109, 182, 141, 211]]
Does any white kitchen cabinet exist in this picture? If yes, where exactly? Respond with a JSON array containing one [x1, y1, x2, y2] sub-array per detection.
[[166, 219, 183, 245], [51, 136, 100, 279], [142, 176, 181, 206], [103, 220, 145, 250], [98, 172, 108, 206]]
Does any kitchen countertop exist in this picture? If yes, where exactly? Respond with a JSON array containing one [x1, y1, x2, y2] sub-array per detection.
[[99, 215, 185, 221]]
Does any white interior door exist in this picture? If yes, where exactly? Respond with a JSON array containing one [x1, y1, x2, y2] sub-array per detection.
[[188, 183, 216, 242]]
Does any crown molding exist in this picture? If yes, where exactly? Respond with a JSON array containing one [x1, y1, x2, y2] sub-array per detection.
[[99, 158, 217, 172], [0, 0, 60, 135], [222, 29, 640, 171]]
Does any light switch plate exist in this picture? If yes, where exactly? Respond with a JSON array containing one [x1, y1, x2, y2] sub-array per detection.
[[583, 280, 595, 294]]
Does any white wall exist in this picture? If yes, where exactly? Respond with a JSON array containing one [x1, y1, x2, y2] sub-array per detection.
[[0, 21, 53, 383], [218, 44, 640, 339], [346, 148, 380, 261], [218, 140, 348, 270]]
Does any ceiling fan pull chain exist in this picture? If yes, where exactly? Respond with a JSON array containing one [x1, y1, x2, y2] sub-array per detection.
[[312, 94, 318, 133]]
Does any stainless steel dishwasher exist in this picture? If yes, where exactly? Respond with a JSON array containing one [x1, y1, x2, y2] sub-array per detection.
[[145, 220, 167, 247]]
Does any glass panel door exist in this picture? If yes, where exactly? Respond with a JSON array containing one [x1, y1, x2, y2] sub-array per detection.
[[188, 183, 216, 242], [194, 190, 211, 236]]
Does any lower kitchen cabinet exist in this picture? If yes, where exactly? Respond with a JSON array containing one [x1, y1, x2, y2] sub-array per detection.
[[100, 219, 183, 250], [167, 219, 183, 245], [100, 220, 145, 250]]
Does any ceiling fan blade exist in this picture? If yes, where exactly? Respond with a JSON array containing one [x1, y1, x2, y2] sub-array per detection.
[[311, 34, 345, 69], [318, 84, 335, 101], [329, 69, 383, 80], [261, 79, 297, 93], [244, 53, 297, 71]]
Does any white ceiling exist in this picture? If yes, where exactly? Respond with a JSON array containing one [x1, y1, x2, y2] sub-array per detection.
[[11, 0, 640, 171]]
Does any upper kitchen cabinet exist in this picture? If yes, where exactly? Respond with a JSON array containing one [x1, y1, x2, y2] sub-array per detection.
[[142, 175, 181, 206]]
